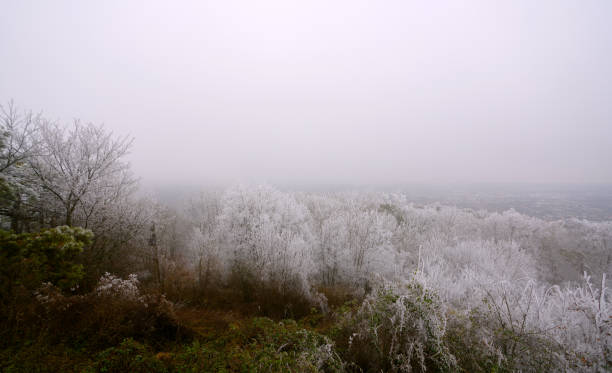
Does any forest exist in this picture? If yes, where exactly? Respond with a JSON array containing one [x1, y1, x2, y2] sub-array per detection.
[[1, 102, 610, 372]]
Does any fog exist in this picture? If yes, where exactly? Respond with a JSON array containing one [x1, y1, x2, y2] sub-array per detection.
[[1, 1, 611, 186]]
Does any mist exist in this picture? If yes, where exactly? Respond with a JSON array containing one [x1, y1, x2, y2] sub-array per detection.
[[1, 1, 612, 186], [4, 3, 612, 370]]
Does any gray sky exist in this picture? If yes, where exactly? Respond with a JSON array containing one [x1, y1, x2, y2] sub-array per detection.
[[1, 1, 611, 186]]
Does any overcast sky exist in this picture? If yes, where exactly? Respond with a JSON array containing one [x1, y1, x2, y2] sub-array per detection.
[[1, 1, 611, 186]]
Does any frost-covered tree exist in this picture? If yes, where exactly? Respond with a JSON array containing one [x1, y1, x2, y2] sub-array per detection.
[[0, 101, 41, 231], [215, 185, 315, 299], [186, 192, 222, 292], [301, 194, 397, 289], [322, 208, 395, 289], [28, 120, 135, 227], [189, 226, 221, 292]]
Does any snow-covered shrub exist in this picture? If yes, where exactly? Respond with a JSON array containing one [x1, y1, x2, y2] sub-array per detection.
[[537, 273, 611, 371], [95, 272, 140, 300], [337, 279, 456, 372], [476, 279, 568, 372], [443, 272, 610, 372]]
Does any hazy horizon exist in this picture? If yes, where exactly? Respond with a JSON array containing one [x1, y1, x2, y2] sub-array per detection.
[[2, 1, 612, 186]]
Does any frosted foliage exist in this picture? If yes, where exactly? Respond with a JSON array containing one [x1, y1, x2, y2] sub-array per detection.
[[189, 226, 220, 282], [216, 185, 315, 286], [172, 186, 612, 369], [465, 273, 611, 371], [28, 120, 135, 227], [316, 207, 396, 286], [417, 240, 537, 308], [95, 272, 140, 300], [536, 274, 611, 371], [342, 280, 456, 372]]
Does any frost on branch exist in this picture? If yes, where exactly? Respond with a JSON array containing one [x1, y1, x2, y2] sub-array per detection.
[[95, 272, 140, 300], [216, 185, 315, 296], [338, 278, 456, 372]]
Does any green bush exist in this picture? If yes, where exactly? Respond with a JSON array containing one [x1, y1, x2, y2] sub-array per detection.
[[0, 342, 90, 373], [0, 226, 92, 293], [0, 227, 93, 345], [173, 317, 345, 372], [85, 338, 167, 373]]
